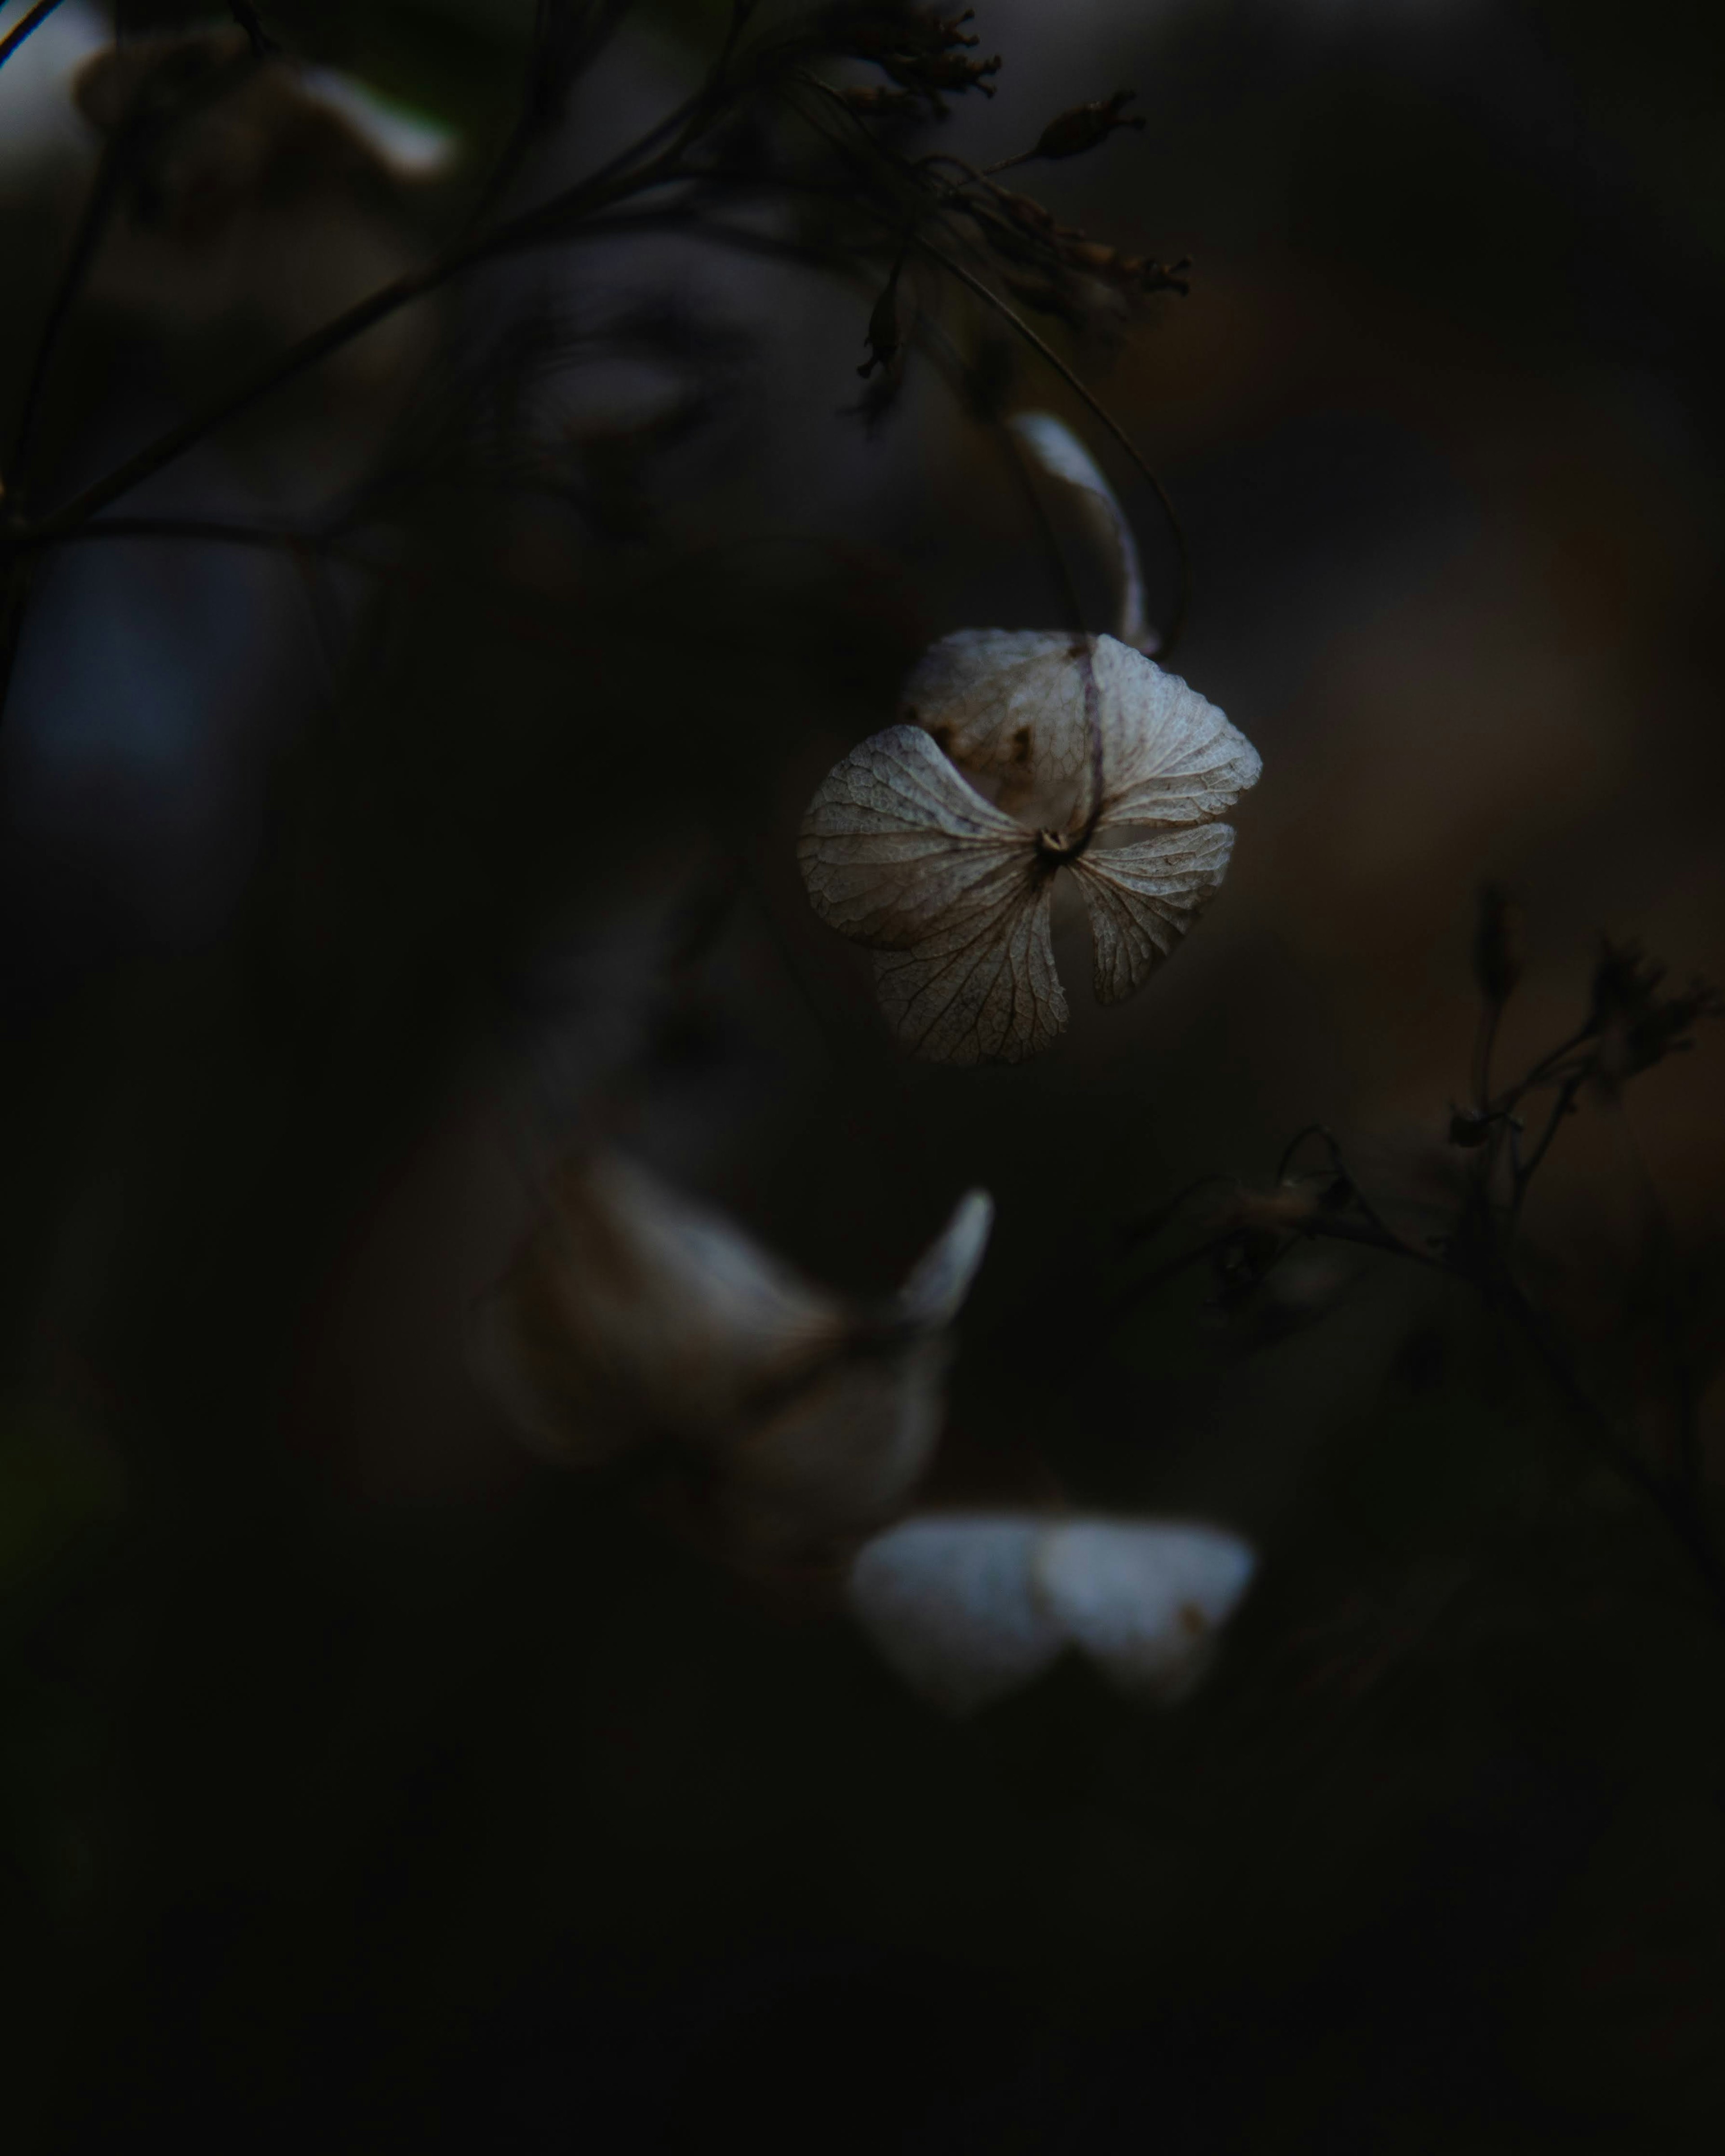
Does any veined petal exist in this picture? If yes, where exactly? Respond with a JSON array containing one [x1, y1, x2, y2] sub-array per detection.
[[870, 866, 1063, 1065], [1070, 826, 1237, 1004], [898, 629, 1094, 823], [800, 726, 1062, 1064], [799, 722, 1031, 940], [1092, 636, 1262, 827]]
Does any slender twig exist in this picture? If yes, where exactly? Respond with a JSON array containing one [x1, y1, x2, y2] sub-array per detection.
[[1508, 1069, 1585, 1218], [778, 71, 1194, 651], [20, 157, 697, 542], [9, 44, 266, 497], [908, 236, 1191, 654], [1275, 1123, 1441, 1268], [0, 0, 67, 72], [7, 147, 133, 493], [1495, 1276, 1725, 1626], [1491, 1023, 1596, 1114], [464, 0, 635, 229], [1472, 996, 1501, 1112], [1612, 1102, 1702, 1489]]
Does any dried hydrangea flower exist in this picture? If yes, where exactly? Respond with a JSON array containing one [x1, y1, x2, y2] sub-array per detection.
[[475, 1150, 993, 1560], [799, 633, 1261, 1064], [847, 1513, 1256, 1714]]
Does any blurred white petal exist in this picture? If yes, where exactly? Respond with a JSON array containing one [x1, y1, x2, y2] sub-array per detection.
[[299, 65, 460, 180], [892, 1189, 995, 1331], [847, 1515, 1064, 1713], [1034, 1521, 1257, 1699], [849, 1512, 1257, 1711]]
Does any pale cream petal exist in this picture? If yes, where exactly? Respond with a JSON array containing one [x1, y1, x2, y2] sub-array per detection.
[[898, 629, 1095, 823], [868, 867, 1064, 1065], [1070, 825, 1237, 1005], [891, 1189, 995, 1332], [799, 722, 1030, 936], [847, 1515, 1066, 1713], [1091, 636, 1262, 828], [800, 726, 1063, 1064], [1008, 412, 1150, 650], [475, 1150, 849, 1460], [1033, 1521, 1256, 1701]]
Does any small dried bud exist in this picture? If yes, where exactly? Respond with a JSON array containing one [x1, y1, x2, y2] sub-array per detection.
[[991, 188, 1054, 239], [857, 277, 902, 377], [881, 47, 1000, 100], [1448, 1107, 1493, 1148], [1471, 881, 1522, 1006], [844, 5, 1000, 112], [1032, 90, 1143, 162]]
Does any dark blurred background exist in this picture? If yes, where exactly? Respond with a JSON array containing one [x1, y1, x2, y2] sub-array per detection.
[[4, 1, 1725, 2148]]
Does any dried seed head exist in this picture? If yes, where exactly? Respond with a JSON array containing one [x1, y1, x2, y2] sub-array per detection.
[[1588, 938, 1722, 1085]]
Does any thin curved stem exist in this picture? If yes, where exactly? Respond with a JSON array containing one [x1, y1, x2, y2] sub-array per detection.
[[9, 44, 266, 499], [907, 235, 1191, 655], [22, 155, 694, 541], [0, 0, 67, 72]]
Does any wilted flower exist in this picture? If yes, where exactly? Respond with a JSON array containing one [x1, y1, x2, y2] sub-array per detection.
[[475, 1150, 993, 1562], [847, 1512, 1256, 1712], [799, 632, 1261, 1063]]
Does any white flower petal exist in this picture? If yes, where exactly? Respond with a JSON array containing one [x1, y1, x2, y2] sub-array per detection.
[[1070, 825, 1238, 1004], [847, 1515, 1065, 1713], [299, 66, 460, 179], [800, 725, 1063, 1064], [892, 1189, 995, 1331], [898, 629, 1094, 823], [1033, 1521, 1257, 1700], [1092, 637, 1262, 828]]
